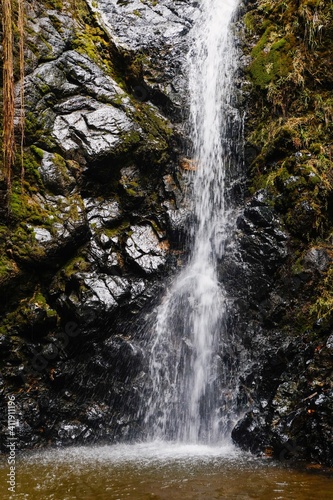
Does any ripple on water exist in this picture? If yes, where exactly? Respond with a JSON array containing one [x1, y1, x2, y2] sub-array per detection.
[[1, 442, 332, 500]]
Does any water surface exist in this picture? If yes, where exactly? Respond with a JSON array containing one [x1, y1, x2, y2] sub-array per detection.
[[1, 442, 332, 499]]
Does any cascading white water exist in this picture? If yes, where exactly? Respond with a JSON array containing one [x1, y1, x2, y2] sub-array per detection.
[[145, 0, 241, 443]]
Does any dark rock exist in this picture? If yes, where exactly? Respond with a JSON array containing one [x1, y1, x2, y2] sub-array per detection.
[[52, 97, 141, 162], [326, 334, 333, 352], [125, 225, 169, 274], [243, 205, 275, 228], [38, 151, 76, 195], [25, 4, 74, 69], [303, 247, 331, 273], [3, 0, 332, 470], [57, 423, 89, 443], [84, 198, 122, 230], [93, 0, 197, 114]]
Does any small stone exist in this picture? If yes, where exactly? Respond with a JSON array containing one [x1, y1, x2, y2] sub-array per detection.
[[33, 227, 52, 243], [303, 247, 330, 272], [326, 334, 333, 352]]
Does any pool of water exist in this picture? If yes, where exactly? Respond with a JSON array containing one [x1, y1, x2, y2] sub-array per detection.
[[1, 442, 332, 499]]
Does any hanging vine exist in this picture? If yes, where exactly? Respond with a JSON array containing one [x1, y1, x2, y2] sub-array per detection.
[[18, 0, 25, 186], [2, 0, 15, 199], [1, 0, 26, 209]]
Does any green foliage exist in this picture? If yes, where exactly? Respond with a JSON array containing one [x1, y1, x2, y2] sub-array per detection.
[[0, 287, 58, 335], [243, 0, 333, 334], [72, 24, 113, 76], [61, 255, 90, 279], [0, 253, 19, 285], [250, 35, 293, 88], [44, 0, 64, 9], [310, 266, 333, 321]]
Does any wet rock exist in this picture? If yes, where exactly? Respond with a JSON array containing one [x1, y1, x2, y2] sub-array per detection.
[[163, 173, 185, 206], [25, 50, 124, 111], [125, 225, 168, 274], [231, 412, 264, 455], [25, 5, 74, 68], [23, 48, 146, 173], [303, 247, 330, 273], [33, 227, 52, 244], [30, 195, 88, 260], [165, 203, 191, 244], [57, 423, 89, 442], [52, 99, 141, 162], [250, 189, 272, 207], [326, 334, 333, 352], [1, 0, 188, 455], [86, 240, 121, 274], [85, 404, 109, 424], [84, 198, 122, 230], [231, 322, 333, 466], [56, 269, 152, 324], [21, 398, 41, 428], [0, 335, 11, 355], [102, 336, 145, 380], [91, 0, 198, 113], [39, 151, 76, 195], [120, 166, 145, 200], [222, 201, 288, 307], [70, 273, 130, 314], [161, 169, 191, 244], [8, 193, 89, 269], [243, 205, 275, 228]]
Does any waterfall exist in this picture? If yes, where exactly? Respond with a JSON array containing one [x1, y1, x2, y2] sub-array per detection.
[[144, 0, 241, 443]]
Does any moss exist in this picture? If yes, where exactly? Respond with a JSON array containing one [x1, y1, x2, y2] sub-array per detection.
[[0, 287, 59, 336], [25, 112, 44, 145], [244, 12, 255, 32], [5, 179, 84, 267], [124, 187, 144, 198], [73, 25, 112, 73], [102, 221, 131, 239], [61, 255, 90, 279], [46, 0, 63, 8], [130, 103, 173, 169], [9, 182, 52, 224], [30, 146, 45, 160], [116, 130, 142, 156], [310, 266, 333, 321], [249, 32, 294, 88], [70, 0, 115, 77], [48, 152, 75, 191], [48, 14, 64, 33], [243, 0, 333, 336], [0, 255, 20, 287], [291, 256, 305, 276]]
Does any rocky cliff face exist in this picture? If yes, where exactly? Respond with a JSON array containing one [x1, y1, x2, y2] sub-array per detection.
[[0, 0, 197, 448], [229, 0, 333, 466], [0, 0, 332, 466]]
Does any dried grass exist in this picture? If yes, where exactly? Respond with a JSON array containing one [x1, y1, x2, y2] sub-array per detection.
[[2, 0, 15, 195], [18, 0, 26, 186]]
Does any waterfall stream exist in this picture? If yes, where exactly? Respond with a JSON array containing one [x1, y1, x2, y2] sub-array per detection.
[[145, 0, 241, 443]]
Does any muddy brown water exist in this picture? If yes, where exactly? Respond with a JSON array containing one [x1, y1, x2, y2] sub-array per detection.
[[1, 442, 332, 499]]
